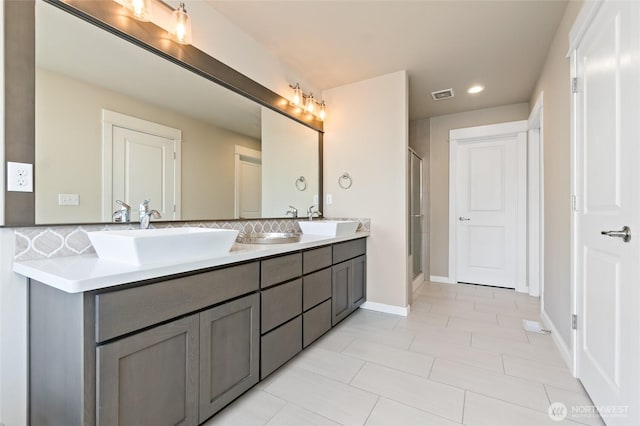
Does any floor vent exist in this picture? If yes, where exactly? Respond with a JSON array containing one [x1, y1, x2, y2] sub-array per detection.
[[431, 88, 455, 100]]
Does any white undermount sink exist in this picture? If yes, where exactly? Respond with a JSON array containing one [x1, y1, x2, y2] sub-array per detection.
[[88, 227, 239, 265], [298, 220, 359, 237]]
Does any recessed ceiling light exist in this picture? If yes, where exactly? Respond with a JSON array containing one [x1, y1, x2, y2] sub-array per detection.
[[467, 85, 484, 94]]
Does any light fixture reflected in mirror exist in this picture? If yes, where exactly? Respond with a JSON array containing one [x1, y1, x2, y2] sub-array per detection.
[[121, 0, 193, 46], [171, 2, 192, 45], [124, 0, 152, 21], [289, 83, 327, 121]]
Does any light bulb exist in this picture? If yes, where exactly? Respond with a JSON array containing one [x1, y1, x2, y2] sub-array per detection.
[[172, 3, 192, 45], [318, 101, 326, 121], [125, 0, 151, 21], [292, 84, 302, 106], [306, 94, 315, 113]]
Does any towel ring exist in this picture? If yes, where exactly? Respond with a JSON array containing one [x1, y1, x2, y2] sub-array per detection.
[[338, 172, 353, 189], [295, 176, 307, 191]]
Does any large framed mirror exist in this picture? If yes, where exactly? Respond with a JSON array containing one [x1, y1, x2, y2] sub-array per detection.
[[4, 0, 323, 226]]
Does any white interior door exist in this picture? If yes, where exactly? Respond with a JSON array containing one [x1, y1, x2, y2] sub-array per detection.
[[574, 1, 640, 423], [112, 126, 177, 220], [234, 146, 262, 219], [449, 121, 527, 290]]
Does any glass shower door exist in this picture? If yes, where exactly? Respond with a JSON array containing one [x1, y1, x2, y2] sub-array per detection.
[[410, 151, 423, 280]]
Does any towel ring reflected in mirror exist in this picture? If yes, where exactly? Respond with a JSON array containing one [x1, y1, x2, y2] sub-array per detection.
[[295, 176, 307, 191], [338, 172, 353, 189]]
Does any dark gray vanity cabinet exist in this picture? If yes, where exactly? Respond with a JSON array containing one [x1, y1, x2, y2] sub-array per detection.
[[331, 239, 367, 326], [28, 237, 368, 425]]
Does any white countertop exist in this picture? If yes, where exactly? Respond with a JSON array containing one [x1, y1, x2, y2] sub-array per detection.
[[13, 232, 369, 294]]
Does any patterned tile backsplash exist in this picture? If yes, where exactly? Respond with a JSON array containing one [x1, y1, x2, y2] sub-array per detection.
[[13, 218, 370, 261]]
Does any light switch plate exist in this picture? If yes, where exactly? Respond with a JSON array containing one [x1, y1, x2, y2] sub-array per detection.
[[59, 193, 80, 206], [7, 161, 33, 192]]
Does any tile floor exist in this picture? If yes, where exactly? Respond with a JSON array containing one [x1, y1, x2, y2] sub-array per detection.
[[205, 281, 604, 426]]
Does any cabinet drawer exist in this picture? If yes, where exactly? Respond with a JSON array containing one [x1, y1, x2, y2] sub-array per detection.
[[261, 316, 302, 379], [261, 279, 302, 333], [261, 253, 302, 288], [303, 268, 331, 311], [332, 238, 366, 264], [303, 246, 332, 274], [303, 300, 331, 348], [95, 262, 259, 342]]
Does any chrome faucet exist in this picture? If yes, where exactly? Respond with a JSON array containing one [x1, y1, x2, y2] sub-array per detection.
[[112, 200, 131, 222], [286, 205, 298, 218], [139, 199, 162, 229], [307, 205, 321, 221]]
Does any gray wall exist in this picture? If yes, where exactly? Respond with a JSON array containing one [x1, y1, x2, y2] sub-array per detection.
[[428, 103, 530, 278], [529, 0, 583, 347]]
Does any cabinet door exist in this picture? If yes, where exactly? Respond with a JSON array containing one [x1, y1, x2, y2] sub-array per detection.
[[96, 315, 199, 426], [332, 261, 352, 326], [351, 255, 367, 309], [199, 293, 260, 422]]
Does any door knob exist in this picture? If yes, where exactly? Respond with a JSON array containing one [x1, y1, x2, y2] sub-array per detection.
[[459, 217, 471, 221], [601, 226, 631, 243]]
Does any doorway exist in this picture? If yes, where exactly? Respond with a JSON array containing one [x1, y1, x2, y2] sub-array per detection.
[[448, 121, 528, 291], [234, 145, 262, 219]]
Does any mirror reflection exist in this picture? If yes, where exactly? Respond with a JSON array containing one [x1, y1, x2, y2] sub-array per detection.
[[35, 0, 319, 224]]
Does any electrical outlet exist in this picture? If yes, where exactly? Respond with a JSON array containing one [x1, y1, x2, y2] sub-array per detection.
[[326, 194, 333, 205], [7, 161, 33, 192], [59, 193, 80, 206], [313, 194, 319, 204]]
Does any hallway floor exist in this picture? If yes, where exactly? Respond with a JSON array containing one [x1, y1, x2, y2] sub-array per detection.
[[205, 282, 603, 426]]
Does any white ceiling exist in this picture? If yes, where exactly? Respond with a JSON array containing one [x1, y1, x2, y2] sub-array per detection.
[[206, 0, 569, 120]]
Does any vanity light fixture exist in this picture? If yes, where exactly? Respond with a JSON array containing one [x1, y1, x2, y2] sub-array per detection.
[[171, 2, 192, 45], [467, 85, 484, 94], [124, 0, 152, 21], [289, 83, 327, 121]]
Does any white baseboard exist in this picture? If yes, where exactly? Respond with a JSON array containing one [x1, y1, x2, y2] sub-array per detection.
[[430, 275, 452, 284], [360, 301, 409, 317], [541, 309, 573, 371]]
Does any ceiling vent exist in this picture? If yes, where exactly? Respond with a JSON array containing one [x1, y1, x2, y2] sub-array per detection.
[[431, 88, 455, 101]]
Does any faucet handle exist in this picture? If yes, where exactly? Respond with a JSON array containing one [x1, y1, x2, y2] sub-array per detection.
[[115, 200, 131, 210]]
